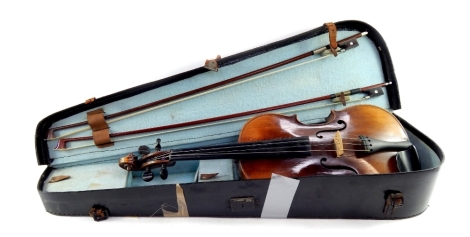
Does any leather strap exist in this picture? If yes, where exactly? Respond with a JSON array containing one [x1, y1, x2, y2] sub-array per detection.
[[339, 92, 346, 106], [87, 108, 114, 148], [84, 97, 96, 104], [324, 22, 338, 57]]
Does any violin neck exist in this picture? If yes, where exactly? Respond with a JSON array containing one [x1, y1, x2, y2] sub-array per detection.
[[169, 136, 312, 161]]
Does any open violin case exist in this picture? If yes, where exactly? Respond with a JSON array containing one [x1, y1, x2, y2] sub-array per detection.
[[35, 20, 443, 221]]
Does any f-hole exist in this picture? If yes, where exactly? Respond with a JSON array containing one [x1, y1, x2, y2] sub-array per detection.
[[320, 157, 358, 174], [316, 120, 347, 139]]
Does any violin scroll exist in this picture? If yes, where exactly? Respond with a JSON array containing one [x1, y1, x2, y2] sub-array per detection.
[[118, 144, 174, 181], [118, 153, 138, 171]]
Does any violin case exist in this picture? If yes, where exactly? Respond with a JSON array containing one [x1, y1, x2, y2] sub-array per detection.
[[35, 20, 443, 221]]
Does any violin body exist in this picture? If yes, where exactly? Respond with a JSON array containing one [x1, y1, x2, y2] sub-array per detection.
[[238, 104, 409, 179]]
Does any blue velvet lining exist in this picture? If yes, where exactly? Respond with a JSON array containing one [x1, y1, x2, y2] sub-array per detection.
[[44, 30, 396, 192], [48, 31, 389, 166]]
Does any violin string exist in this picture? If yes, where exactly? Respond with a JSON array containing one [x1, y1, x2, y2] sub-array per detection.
[[181, 148, 372, 155], [170, 148, 369, 157], [54, 53, 334, 140], [168, 141, 363, 154], [139, 140, 367, 162], [141, 148, 373, 164], [143, 141, 314, 161], [143, 137, 365, 156]]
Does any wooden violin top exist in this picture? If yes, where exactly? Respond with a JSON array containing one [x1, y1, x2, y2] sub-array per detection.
[[237, 104, 409, 179]]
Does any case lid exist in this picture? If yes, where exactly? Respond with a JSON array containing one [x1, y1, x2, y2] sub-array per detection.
[[35, 20, 400, 165]]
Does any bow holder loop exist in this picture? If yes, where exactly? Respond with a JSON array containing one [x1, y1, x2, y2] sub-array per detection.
[[87, 108, 114, 148], [324, 22, 338, 57]]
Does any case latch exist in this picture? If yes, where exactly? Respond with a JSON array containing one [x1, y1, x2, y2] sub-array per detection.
[[230, 197, 255, 211], [383, 192, 404, 215], [89, 204, 110, 221]]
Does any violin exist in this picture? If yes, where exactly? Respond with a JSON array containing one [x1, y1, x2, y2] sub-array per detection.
[[118, 104, 418, 181]]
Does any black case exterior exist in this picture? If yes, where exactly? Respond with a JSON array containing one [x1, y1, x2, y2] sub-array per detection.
[[35, 20, 444, 219]]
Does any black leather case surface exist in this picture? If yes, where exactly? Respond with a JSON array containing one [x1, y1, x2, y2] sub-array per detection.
[[35, 20, 444, 220]]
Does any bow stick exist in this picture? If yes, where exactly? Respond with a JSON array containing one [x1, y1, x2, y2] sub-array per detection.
[[54, 82, 390, 151], [47, 31, 368, 140]]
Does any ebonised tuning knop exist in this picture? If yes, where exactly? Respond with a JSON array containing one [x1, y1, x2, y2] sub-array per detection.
[[155, 138, 161, 151], [142, 167, 154, 182]]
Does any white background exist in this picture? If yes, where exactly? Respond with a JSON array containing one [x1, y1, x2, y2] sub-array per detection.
[[0, 1, 465, 236]]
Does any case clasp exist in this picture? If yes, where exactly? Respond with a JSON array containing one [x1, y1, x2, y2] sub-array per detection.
[[383, 192, 404, 215], [230, 197, 255, 211], [89, 204, 110, 221]]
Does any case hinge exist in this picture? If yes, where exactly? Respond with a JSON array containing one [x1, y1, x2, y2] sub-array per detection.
[[84, 97, 96, 104], [204, 55, 221, 71], [89, 204, 109, 221]]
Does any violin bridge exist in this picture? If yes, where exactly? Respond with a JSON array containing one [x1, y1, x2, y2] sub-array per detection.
[[333, 131, 344, 157]]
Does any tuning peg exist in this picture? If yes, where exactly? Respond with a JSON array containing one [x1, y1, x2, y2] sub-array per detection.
[[142, 167, 154, 182], [138, 145, 150, 156], [160, 165, 168, 180], [155, 138, 161, 151]]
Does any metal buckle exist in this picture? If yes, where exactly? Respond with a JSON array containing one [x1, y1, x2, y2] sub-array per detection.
[[383, 192, 404, 215], [89, 205, 109, 221]]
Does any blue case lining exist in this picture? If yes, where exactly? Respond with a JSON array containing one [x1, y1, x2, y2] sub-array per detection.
[[43, 30, 392, 192]]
